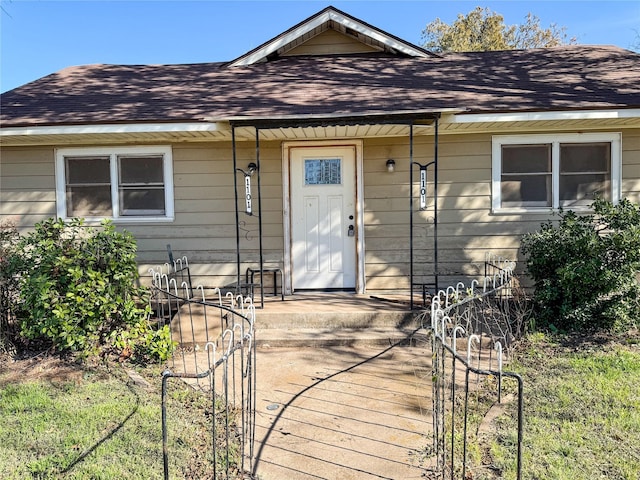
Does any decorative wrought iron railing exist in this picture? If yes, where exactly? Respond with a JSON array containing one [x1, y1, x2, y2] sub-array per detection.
[[420, 253, 524, 480], [150, 259, 256, 480]]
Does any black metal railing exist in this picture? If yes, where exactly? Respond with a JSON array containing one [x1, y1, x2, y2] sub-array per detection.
[[150, 263, 256, 480], [422, 254, 524, 480]]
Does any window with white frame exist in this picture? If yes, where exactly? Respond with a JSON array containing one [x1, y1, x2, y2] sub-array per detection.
[[56, 146, 174, 221], [492, 133, 621, 211]]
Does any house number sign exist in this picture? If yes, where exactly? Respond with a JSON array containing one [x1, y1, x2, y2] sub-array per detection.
[[245, 175, 252, 215], [419, 168, 427, 210]]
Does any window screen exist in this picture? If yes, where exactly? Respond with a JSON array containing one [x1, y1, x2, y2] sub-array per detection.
[[500, 144, 552, 208], [65, 156, 112, 217], [559, 143, 611, 207], [118, 155, 165, 215]]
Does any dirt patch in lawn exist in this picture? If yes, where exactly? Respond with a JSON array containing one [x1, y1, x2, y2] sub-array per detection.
[[0, 353, 94, 387]]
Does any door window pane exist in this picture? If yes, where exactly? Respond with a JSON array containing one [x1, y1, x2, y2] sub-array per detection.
[[305, 158, 341, 185]]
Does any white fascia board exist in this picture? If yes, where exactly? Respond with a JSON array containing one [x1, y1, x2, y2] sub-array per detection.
[[0, 122, 225, 137], [450, 109, 640, 124]]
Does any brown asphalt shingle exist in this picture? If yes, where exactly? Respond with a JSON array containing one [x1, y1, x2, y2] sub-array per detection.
[[1, 45, 639, 127]]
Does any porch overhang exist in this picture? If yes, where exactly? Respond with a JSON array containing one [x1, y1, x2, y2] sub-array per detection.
[[227, 109, 450, 305], [220, 109, 464, 142], [223, 109, 462, 129]]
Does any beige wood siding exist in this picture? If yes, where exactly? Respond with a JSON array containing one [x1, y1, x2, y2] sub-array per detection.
[[129, 142, 285, 288], [0, 143, 285, 290], [283, 29, 379, 56], [361, 129, 640, 290], [362, 135, 511, 290], [623, 130, 640, 199], [0, 147, 57, 227], [1, 127, 638, 294]]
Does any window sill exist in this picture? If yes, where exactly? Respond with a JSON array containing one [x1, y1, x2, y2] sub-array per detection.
[[60, 216, 175, 225], [490, 207, 594, 216]]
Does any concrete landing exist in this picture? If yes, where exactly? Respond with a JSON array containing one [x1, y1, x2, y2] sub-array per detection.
[[255, 293, 424, 348]]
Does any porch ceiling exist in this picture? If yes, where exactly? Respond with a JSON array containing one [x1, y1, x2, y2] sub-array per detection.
[[0, 122, 435, 146]]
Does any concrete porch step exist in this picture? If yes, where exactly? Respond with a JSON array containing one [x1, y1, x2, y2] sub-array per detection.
[[256, 309, 417, 329], [255, 326, 429, 348], [166, 293, 429, 347], [254, 292, 422, 330]]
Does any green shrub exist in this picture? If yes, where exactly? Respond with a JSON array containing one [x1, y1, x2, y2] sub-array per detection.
[[7, 218, 174, 361], [521, 198, 640, 332], [0, 218, 21, 352]]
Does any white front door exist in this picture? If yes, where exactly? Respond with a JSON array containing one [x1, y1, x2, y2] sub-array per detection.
[[290, 146, 357, 290]]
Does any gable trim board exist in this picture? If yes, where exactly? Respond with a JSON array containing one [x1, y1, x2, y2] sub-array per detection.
[[227, 6, 436, 67]]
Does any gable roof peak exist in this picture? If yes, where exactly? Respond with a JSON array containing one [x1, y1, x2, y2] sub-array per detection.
[[226, 5, 438, 67]]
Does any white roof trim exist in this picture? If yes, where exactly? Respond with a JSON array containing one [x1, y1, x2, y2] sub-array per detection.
[[0, 122, 226, 137], [449, 109, 640, 124], [228, 9, 430, 67]]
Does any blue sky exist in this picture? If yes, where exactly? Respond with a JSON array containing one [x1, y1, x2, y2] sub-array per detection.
[[1, 0, 639, 93]]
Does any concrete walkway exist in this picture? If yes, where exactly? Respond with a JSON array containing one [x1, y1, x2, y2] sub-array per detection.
[[167, 292, 435, 478], [252, 341, 434, 480]]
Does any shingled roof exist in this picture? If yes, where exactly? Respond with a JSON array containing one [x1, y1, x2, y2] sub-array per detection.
[[1, 43, 639, 128]]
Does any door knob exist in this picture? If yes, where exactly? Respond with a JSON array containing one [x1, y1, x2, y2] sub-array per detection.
[[348, 225, 355, 237]]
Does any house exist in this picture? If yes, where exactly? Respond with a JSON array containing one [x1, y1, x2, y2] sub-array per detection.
[[1, 6, 639, 299]]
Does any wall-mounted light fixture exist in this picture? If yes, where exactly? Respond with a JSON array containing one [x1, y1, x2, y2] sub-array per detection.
[[236, 162, 258, 177], [386, 159, 396, 173]]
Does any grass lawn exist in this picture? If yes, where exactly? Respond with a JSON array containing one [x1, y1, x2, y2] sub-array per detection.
[[0, 356, 224, 479], [482, 332, 640, 480], [3, 333, 639, 479]]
